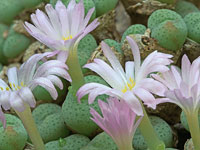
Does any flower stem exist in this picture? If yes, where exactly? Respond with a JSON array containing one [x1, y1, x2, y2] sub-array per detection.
[[66, 46, 85, 93], [185, 111, 200, 150], [15, 105, 45, 150], [138, 105, 165, 150]]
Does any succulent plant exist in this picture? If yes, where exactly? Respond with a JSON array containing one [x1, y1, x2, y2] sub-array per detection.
[[0, 0, 23, 24], [148, 9, 188, 51], [3, 33, 31, 58], [184, 12, 200, 43], [62, 75, 108, 136], [81, 132, 117, 150], [32, 103, 70, 143], [175, 0, 199, 17], [93, 0, 118, 17], [21, 0, 43, 8], [121, 24, 146, 44], [45, 134, 90, 150], [0, 114, 28, 150], [133, 116, 173, 150]]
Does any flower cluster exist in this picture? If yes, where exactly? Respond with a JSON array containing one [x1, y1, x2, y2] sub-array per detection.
[[1, 0, 199, 149], [0, 52, 71, 128]]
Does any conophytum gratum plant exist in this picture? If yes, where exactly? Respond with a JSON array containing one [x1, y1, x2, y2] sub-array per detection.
[[24, 0, 175, 150], [0, 53, 71, 150]]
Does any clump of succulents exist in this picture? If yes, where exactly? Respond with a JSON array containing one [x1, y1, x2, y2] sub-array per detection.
[[148, 9, 188, 51], [184, 12, 200, 43], [0, 114, 28, 150], [1, 0, 200, 150], [175, 0, 199, 17]]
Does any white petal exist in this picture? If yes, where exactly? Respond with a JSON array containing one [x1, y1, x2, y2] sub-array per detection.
[[0, 91, 11, 110], [122, 91, 143, 116], [126, 36, 141, 75], [125, 61, 135, 80], [46, 75, 63, 89], [18, 87, 36, 108], [55, 0, 70, 38], [101, 42, 127, 82], [28, 77, 58, 100], [45, 4, 62, 38], [181, 55, 191, 84], [77, 83, 122, 104], [7, 67, 19, 88], [57, 51, 69, 63], [134, 88, 157, 109], [84, 59, 125, 90], [0, 79, 9, 90], [9, 92, 25, 112]]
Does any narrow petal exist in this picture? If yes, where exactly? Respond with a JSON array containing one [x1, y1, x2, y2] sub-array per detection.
[[45, 4, 62, 38], [134, 88, 157, 109], [81, 7, 95, 30], [46, 75, 63, 89], [126, 36, 141, 75], [181, 55, 191, 84], [55, 0, 70, 38], [34, 59, 69, 78], [0, 79, 9, 90], [101, 42, 125, 79], [35, 9, 57, 38], [18, 87, 36, 108], [77, 83, 122, 104], [28, 77, 58, 100], [125, 61, 134, 80], [0, 92, 11, 110], [7, 67, 19, 88], [171, 66, 181, 87], [122, 91, 143, 116], [76, 19, 99, 43], [84, 59, 125, 90], [9, 92, 25, 112], [57, 51, 69, 63], [136, 78, 167, 96]]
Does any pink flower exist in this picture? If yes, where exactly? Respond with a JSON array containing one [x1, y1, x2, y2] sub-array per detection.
[[152, 55, 200, 114], [90, 97, 142, 150], [0, 52, 71, 128], [24, 0, 99, 62], [77, 36, 173, 115]]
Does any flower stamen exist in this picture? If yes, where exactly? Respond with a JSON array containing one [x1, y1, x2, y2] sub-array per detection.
[[62, 35, 73, 41], [122, 78, 136, 93]]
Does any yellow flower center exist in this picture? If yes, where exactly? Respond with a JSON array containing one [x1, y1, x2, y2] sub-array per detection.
[[62, 35, 73, 41], [121, 78, 136, 93], [0, 82, 25, 91]]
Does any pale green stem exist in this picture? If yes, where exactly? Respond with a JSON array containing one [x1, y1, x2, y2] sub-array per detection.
[[66, 46, 85, 93], [15, 105, 45, 150], [185, 111, 200, 150], [138, 105, 165, 150], [118, 141, 133, 150]]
